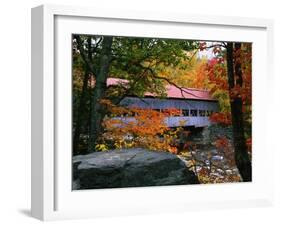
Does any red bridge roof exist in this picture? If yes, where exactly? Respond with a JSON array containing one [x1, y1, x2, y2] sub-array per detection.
[[107, 78, 214, 101]]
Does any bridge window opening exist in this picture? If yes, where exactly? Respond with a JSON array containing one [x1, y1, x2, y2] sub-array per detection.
[[182, 109, 189, 116], [190, 109, 198, 117], [199, 110, 206, 117]]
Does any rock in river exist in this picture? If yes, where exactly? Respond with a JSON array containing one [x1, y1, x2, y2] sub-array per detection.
[[73, 148, 199, 189]]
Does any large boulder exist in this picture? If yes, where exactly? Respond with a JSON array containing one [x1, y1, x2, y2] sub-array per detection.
[[73, 148, 199, 189]]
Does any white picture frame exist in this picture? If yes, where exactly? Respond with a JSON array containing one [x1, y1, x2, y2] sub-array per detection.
[[31, 4, 274, 221]]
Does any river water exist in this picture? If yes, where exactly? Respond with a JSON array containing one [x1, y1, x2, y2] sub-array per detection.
[[177, 125, 242, 183]]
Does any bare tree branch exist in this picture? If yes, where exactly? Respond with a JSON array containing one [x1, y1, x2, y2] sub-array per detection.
[[146, 68, 203, 99]]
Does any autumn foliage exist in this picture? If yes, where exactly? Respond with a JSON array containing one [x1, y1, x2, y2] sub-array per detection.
[[96, 99, 182, 154], [209, 112, 232, 126], [196, 43, 252, 128]]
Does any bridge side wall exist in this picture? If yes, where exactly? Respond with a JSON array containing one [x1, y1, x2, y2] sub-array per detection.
[[118, 97, 219, 127]]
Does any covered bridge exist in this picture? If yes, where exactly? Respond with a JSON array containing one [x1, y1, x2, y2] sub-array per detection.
[[107, 78, 219, 128]]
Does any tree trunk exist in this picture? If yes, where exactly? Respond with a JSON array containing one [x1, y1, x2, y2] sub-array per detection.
[[73, 37, 92, 155], [226, 42, 252, 182], [73, 68, 90, 155], [88, 36, 113, 151]]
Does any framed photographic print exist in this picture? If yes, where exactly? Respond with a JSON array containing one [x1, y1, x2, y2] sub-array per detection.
[[31, 4, 274, 221]]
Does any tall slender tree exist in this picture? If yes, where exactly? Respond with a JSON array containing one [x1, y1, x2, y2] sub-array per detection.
[[226, 42, 252, 181], [73, 37, 91, 154], [88, 36, 113, 151]]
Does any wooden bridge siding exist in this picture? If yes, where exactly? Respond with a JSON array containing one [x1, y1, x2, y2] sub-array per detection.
[[164, 116, 211, 127], [112, 116, 211, 128], [120, 97, 219, 111]]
